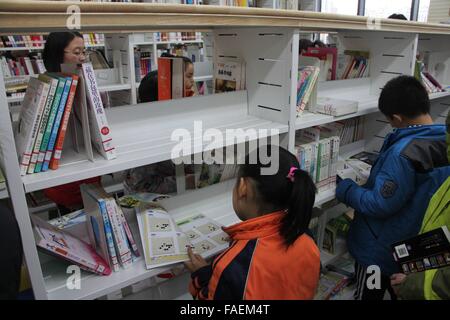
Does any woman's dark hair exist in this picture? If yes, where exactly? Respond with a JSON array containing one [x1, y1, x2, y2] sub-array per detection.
[[313, 40, 325, 48], [42, 32, 83, 72], [138, 70, 158, 103], [388, 14, 408, 20], [237, 145, 317, 247], [299, 39, 313, 54], [138, 54, 194, 103]]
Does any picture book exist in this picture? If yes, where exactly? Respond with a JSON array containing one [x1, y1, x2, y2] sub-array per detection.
[[136, 203, 229, 269]]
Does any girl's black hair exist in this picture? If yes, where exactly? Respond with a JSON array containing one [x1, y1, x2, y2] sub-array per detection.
[[237, 145, 317, 247], [42, 32, 83, 72]]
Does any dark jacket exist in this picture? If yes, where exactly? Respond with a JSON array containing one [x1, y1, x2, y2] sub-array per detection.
[[336, 124, 450, 276]]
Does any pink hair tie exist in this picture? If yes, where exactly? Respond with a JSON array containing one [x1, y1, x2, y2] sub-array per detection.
[[286, 167, 298, 182]]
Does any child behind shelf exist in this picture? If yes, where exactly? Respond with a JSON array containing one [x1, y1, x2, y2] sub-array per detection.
[[336, 75, 450, 300], [184, 145, 321, 300]]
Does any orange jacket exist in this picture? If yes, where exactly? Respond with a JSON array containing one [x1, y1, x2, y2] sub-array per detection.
[[189, 211, 320, 300]]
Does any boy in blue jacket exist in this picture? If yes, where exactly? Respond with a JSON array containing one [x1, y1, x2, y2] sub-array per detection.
[[336, 75, 450, 300]]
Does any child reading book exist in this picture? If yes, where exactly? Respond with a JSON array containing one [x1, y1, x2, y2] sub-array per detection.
[[184, 145, 320, 299]]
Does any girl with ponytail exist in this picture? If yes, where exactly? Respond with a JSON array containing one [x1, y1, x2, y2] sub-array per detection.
[[185, 145, 320, 300]]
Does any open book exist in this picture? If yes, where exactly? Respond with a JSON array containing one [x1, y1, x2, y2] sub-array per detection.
[[136, 203, 229, 269]]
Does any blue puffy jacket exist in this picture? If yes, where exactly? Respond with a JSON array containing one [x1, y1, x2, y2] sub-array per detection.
[[336, 125, 450, 276]]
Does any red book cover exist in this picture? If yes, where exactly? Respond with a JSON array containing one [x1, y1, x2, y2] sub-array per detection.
[[49, 74, 79, 170], [304, 47, 338, 80], [158, 58, 172, 101]]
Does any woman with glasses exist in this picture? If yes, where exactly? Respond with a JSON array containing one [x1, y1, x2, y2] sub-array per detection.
[[42, 32, 102, 216]]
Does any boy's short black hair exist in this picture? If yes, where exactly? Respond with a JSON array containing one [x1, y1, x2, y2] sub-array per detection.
[[378, 75, 430, 118]]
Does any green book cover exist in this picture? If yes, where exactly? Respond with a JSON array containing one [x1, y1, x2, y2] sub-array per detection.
[[34, 74, 65, 173]]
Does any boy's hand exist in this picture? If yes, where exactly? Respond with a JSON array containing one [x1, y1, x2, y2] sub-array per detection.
[[184, 247, 209, 273], [390, 273, 407, 296]]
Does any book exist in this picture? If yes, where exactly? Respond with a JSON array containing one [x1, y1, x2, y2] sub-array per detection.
[[136, 203, 228, 269], [15, 77, 51, 176], [31, 214, 111, 276], [316, 97, 358, 117], [81, 184, 135, 271], [42, 76, 73, 172], [337, 158, 372, 186], [214, 59, 244, 93], [158, 57, 172, 100], [35, 75, 66, 173], [304, 47, 337, 81], [296, 66, 320, 115], [48, 74, 79, 170], [392, 226, 450, 274], [27, 74, 59, 174], [81, 62, 116, 160]]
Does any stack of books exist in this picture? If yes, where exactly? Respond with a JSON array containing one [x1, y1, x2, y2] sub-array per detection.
[[295, 128, 340, 192], [415, 60, 446, 93], [338, 50, 370, 80], [1, 55, 46, 77], [297, 65, 320, 116], [81, 183, 141, 273], [14, 62, 116, 176]]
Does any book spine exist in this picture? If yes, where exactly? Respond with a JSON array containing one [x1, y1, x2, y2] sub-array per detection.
[[49, 76, 79, 170], [19, 82, 50, 176], [106, 199, 132, 268], [27, 78, 57, 174], [116, 204, 140, 257], [42, 78, 72, 172], [158, 58, 172, 100], [98, 199, 120, 272], [35, 79, 65, 173], [82, 63, 116, 160]]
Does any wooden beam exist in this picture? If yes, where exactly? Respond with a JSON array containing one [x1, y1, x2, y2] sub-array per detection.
[[0, 1, 449, 35]]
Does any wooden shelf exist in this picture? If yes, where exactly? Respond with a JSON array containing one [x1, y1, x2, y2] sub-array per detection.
[[1, 2, 450, 35]]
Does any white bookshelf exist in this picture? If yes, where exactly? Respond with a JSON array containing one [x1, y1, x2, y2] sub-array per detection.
[[0, 2, 449, 300], [40, 178, 335, 300], [21, 91, 288, 193]]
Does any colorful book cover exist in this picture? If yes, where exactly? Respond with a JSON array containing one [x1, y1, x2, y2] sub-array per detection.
[[35, 75, 65, 173], [15, 77, 50, 176], [49, 74, 79, 170], [31, 215, 111, 276], [42, 76, 72, 172], [158, 57, 172, 101], [27, 74, 58, 174], [81, 62, 116, 160]]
